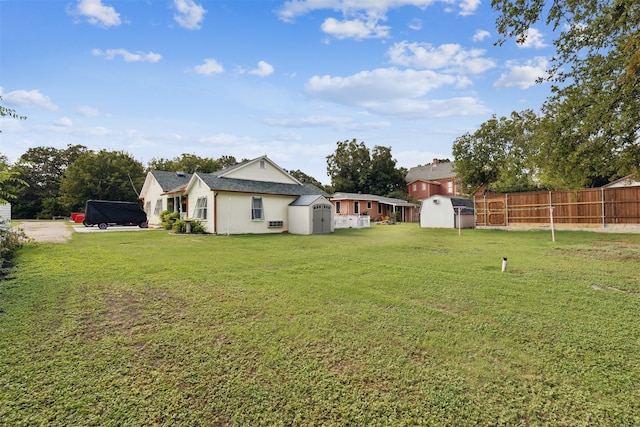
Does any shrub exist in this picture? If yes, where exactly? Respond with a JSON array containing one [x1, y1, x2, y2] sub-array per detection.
[[160, 210, 180, 230], [0, 222, 30, 277], [171, 219, 206, 234]]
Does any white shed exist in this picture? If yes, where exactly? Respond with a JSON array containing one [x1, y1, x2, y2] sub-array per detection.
[[0, 202, 11, 230], [288, 195, 334, 235], [420, 195, 475, 229]]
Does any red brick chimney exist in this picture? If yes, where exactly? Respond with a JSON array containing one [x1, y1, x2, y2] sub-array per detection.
[[432, 158, 438, 166]]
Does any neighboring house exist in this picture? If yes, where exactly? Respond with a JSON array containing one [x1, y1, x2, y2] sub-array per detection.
[[0, 202, 11, 230], [140, 156, 330, 235], [420, 195, 475, 229], [602, 175, 640, 188], [406, 159, 460, 200], [330, 192, 418, 222], [139, 170, 193, 226]]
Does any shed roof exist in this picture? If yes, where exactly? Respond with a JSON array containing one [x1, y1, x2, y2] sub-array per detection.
[[289, 195, 330, 206], [425, 195, 474, 214]]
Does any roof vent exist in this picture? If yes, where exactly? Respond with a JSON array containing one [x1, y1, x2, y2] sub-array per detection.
[[176, 171, 185, 177]]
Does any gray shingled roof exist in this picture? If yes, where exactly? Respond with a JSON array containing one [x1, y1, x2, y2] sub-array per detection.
[[150, 170, 193, 192], [405, 162, 456, 183], [196, 172, 328, 197]]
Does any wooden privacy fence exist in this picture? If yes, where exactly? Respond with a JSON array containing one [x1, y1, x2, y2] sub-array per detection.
[[474, 187, 640, 227]]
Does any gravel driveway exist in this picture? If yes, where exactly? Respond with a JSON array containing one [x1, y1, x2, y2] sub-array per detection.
[[14, 221, 74, 243]]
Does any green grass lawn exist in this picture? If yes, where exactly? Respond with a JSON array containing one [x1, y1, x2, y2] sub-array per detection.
[[1, 224, 639, 426]]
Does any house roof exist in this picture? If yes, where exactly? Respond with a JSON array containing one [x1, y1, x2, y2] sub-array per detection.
[[602, 175, 640, 188], [330, 192, 417, 207], [150, 170, 193, 192], [217, 155, 303, 185], [405, 162, 456, 183], [194, 172, 328, 197]]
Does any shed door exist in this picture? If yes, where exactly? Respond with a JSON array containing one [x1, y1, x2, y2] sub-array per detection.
[[312, 204, 332, 234]]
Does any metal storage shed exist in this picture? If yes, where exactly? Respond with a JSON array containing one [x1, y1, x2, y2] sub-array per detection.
[[420, 195, 475, 229], [288, 195, 334, 235]]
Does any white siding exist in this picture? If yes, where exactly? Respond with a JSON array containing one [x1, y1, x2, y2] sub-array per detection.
[[216, 192, 296, 235]]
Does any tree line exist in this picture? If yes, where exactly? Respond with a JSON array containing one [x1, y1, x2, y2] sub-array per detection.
[[0, 139, 410, 219]]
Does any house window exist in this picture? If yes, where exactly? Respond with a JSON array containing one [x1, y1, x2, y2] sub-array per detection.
[[154, 199, 162, 215], [251, 197, 264, 220], [422, 182, 426, 191], [194, 196, 207, 219], [145, 201, 151, 214], [259, 160, 265, 169], [378, 203, 382, 215], [354, 201, 360, 214], [367, 201, 372, 210], [412, 183, 417, 191], [447, 181, 453, 193], [336, 201, 341, 214]]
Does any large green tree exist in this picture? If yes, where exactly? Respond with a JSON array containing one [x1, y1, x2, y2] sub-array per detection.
[[453, 110, 540, 193], [326, 139, 408, 197], [326, 139, 371, 193], [368, 146, 407, 196], [60, 150, 145, 211], [492, 0, 640, 187], [10, 145, 87, 218], [147, 154, 239, 173]]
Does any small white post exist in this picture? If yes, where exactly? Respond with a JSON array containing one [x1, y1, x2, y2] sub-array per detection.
[[549, 205, 555, 242], [455, 206, 462, 236], [502, 257, 508, 272]]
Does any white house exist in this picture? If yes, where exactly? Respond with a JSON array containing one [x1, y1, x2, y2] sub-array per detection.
[[140, 156, 330, 235], [420, 195, 475, 229], [139, 170, 192, 226]]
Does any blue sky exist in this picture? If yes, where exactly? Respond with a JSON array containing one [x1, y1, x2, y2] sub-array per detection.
[[1, 0, 554, 184]]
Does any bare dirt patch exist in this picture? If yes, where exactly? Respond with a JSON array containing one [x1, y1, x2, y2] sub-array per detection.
[[14, 221, 73, 243]]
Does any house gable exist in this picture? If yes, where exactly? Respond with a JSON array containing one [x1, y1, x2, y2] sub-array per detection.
[[218, 156, 301, 184]]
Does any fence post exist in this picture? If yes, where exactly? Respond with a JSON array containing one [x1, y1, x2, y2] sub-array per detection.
[[505, 193, 509, 226], [601, 187, 605, 228]]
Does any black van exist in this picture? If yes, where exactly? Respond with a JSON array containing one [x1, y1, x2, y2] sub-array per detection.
[[83, 200, 148, 230]]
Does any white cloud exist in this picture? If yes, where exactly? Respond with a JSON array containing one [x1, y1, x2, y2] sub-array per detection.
[[92, 48, 162, 62], [408, 18, 422, 31], [458, 0, 481, 16], [248, 61, 275, 77], [277, 1, 476, 40], [264, 115, 390, 131], [321, 17, 390, 40], [363, 97, 490, 118], [55, 117, 74, 127], [2, 89, 58, 111], [306, 67, 456, 105], [387, 41, 495, 74], [77, 105, 102, 117], [173, 0, 207, 30], [494, 57, 548, 89], [70, 0, 121, 28], [193, 58, 224, 75], [472, 29, 490, 42], [517, 28, 547, 48]]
